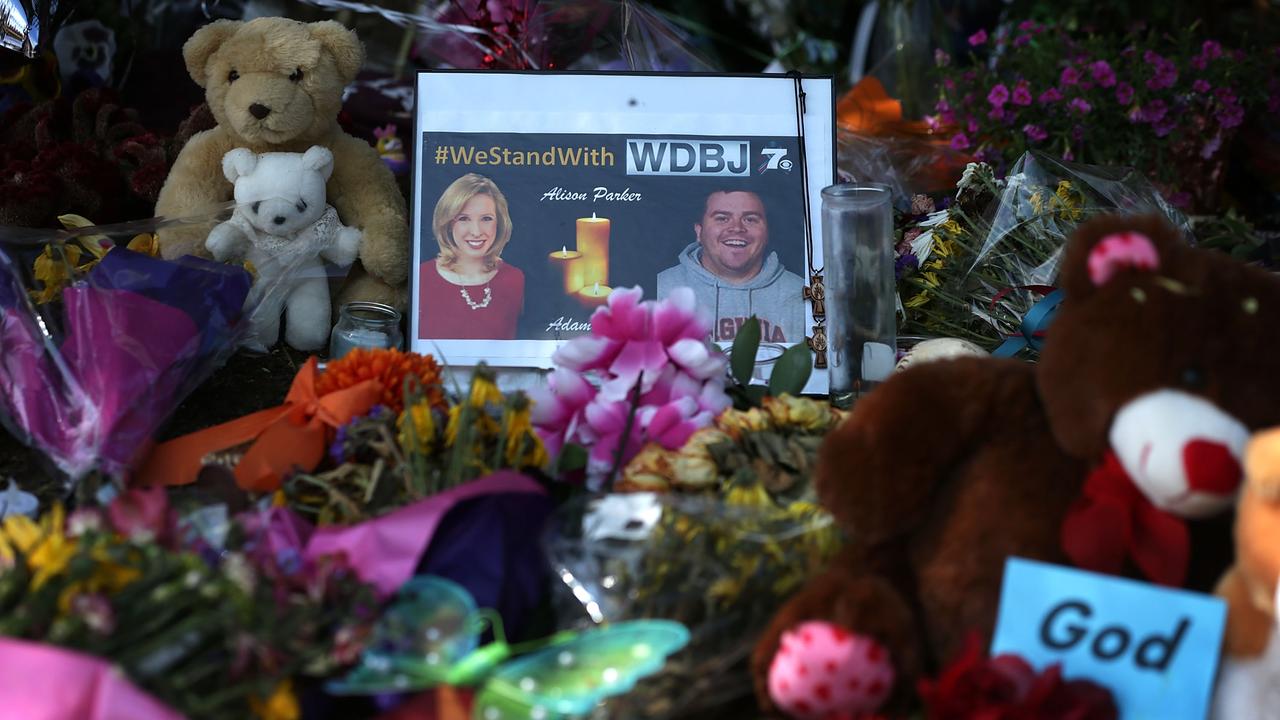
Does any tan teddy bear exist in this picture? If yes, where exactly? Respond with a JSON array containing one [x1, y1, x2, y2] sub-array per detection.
[[154, 17, 408, 309], [1211, 427, 1280, 719]]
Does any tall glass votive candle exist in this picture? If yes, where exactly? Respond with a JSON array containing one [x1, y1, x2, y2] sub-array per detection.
[[821, 183, 896, 408], [329, 301, 404, 359]]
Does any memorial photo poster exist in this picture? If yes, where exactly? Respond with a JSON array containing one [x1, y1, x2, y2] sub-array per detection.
[[410, 71, 836, 392]]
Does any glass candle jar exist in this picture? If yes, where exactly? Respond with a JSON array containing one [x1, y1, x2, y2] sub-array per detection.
[[329, 302, 403, 359], [821, 183, 896, 408]]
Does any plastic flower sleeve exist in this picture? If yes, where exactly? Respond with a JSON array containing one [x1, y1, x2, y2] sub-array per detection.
[[0, 204, 353, 487], [544, 491, 839, 718]]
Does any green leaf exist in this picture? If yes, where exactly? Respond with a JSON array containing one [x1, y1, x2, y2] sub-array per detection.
[[769, 343, 814, 397], [744, 384, 768, 406], [730, 317, 762, 385], [556, 443, 588, 474]]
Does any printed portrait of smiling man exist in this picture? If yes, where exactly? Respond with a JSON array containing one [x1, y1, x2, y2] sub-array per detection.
[[657, 189, 805, 343]]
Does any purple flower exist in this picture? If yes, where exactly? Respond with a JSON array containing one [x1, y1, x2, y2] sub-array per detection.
[[1089, 60, 1117, 88], [1023, 123, 1048, 142], [895, 253, 919, 280], [1168, 191, 1192, 209], [1017, 20, 1039, 32], [1202, 134, 1223, 159], [1192, 79, 1212, 94], [1215, 87, 1238, 106], [1217, 103, 1245, 129], [950, 133, 971, 151], [1062, 148, 1075, 161], [1137, 99, 1169, 123], [1144, 51, 1178, 90], [935, 49, 951, 67], [1060, 67, 1081, 85], [987, 107, 1009, 123], [943, 77, 956, 91], [1115, 83, 1135, 105], [1201, 40, 1223, 61], [1191, 55, 1208, 71], [1014, 34, 1031, 48], [1012, 81, 1032, 106], [966, 118, 979, 134], [1153, 116, 1177, 137], [968, 29, 988, 46], [987, 83, 1010, 107], [1038, 87, 1063, 104], [1068, 97, 1092, 114], [1072, 124, 1086, 141]]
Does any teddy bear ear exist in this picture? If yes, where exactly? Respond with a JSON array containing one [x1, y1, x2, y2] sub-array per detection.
[[1058, 214, 1182, 301], [310, 21, 364, 85], [301, 146, 335, 181], [222, 148, 257, 183], [183, 20, 244, 88]]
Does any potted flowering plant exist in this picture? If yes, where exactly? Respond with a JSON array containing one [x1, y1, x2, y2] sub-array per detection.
[[934, 22, 1279, 212]]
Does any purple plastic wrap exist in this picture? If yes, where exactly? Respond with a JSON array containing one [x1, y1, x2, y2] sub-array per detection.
[[0, 206, 352, 489]]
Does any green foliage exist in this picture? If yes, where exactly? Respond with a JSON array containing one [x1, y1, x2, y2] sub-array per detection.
[[726, 316, 814, 409]]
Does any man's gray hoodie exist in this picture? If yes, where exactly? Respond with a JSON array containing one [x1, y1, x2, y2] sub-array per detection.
[[656, 242, 805, 343]]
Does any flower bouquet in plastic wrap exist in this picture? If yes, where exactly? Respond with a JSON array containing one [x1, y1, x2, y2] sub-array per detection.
[[895, 151, 1188, 357], [0, 207, 349, 491], [532, 288, 841, 717]]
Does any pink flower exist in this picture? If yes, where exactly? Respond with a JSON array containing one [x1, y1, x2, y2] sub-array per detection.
[[968, 29, 988, 46], [1038, 87, 1063, 104], [935, 49, 951, 67], [1089, 60, 1116, 88], [987, 84, 1010, 107], [1023, 124, 1048, 142], [533, 286, 730, 486], [1192, 79, 1211, 94], [950, 133, 971, 151], [107, 487, 173, 543], [1060, 67, 1081, 86], [1011, 81, 1032, 106], [1068, 97, 1092, 115], [1115, 83, 1135, 105]]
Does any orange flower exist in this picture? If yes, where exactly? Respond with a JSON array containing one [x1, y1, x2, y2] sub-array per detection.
[[316, 349, 445, 414]]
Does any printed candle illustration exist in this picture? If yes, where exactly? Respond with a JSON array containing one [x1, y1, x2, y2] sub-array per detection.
[[548, 246, 585, 295], [576, 213, 611, 288], [577, 281, 612, 308]]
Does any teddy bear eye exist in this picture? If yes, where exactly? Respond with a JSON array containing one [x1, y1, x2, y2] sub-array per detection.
[[228, 69, 239, 83], [1180, 365, 1206, 390], [296, 200, 307, 213], [289, 67, 304, 83], [251, 202, 260, 214]]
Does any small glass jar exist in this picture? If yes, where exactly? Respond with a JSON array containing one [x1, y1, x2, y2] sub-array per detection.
[[329, 302, 403, 359]]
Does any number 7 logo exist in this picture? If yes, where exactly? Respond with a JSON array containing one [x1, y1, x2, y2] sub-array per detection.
[[758, 147, 792, 172]]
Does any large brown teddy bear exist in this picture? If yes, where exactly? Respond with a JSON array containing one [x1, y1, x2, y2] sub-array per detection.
[[154, 17, 408, 309], [751, 214, 1280, 717]]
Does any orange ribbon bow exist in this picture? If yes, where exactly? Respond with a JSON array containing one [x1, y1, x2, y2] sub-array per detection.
[[135, 357, 383, 492]]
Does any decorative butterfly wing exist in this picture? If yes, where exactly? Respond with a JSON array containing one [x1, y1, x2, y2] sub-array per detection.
[[471, 621, 690, 719], [327, 576, 481, 695]]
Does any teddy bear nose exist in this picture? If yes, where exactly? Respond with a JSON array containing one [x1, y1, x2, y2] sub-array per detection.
[[272, 216, 286, 225], [249, 103, 271, 119], [1183, 439, 1242, 495]]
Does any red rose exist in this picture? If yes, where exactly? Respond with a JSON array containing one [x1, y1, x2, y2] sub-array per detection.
[[918, 633, 1118, 720]]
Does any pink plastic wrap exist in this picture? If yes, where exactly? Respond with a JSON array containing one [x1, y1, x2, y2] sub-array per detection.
[[0, 637, 183, 720]]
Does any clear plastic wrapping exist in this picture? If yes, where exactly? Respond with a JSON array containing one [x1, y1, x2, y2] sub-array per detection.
[[0, 205, 352, 488]]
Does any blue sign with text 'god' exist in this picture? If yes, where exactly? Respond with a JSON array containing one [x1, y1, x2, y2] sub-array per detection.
[[991, 557, 1226, 720]]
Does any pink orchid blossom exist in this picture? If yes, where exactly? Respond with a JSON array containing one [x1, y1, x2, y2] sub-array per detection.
[[532, 286, 730, 487]]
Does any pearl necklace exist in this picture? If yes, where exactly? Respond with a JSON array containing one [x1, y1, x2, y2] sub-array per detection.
[[460, 286, 492, 310]]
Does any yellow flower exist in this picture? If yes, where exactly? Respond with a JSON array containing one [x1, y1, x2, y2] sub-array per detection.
[[31, 244, 84, 304], [920, 271, 941, 288], [1029, 191, 1045, 215], [716, 408, 771, 439], [923, 259, 944, 271], [620, 443, 675, 492], [251, 680, 300, 720], [503, 406, 548, 469], [398, 401, 437, 454], [724, 481, 775, 509], [763, 395, 830, 431], [3, 505, 76, 589], [932, 238, 954, 259], [468, 375, 504, 409], [905, 291, 932, 309], [1053, 181, 1083, 220], [939, 219, 963, 237], [126, 233, 160, 257], [57, 545, 142, 613], [57, 214, 113, 259], [670, 427, 731, 490]]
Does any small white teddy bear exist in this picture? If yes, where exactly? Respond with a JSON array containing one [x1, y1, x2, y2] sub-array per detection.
[[207, 146, 361, 351]]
